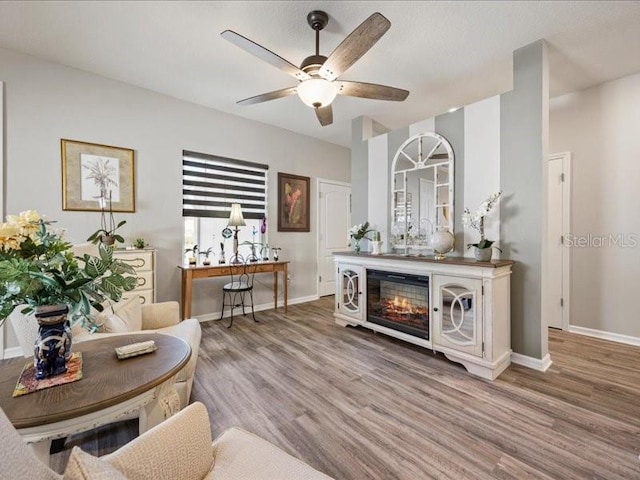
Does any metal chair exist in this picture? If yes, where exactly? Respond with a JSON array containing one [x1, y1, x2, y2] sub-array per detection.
[[219, 259, 258, 328]]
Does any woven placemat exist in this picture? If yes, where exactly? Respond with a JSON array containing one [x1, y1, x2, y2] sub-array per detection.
[[13, 352, 83, 397]]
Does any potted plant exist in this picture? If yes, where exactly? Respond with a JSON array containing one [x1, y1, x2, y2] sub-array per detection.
[[133, 237, 148, 249], [462, 191, 502, 261], [348, 221, 374, 253], [87, 219, 126, 246], [87, 192, 126, 246], [0, 210, 137, 378]]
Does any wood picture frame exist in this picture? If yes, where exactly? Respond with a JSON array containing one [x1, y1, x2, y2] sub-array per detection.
[[277, 172, 310, 232], [61, 139, 135, 212]]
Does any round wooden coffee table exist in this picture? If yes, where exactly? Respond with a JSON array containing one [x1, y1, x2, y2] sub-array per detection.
[[0, 333, 191, 464]]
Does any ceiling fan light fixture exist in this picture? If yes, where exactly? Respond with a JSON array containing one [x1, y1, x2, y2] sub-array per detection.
[[297, 78, 338, 108]]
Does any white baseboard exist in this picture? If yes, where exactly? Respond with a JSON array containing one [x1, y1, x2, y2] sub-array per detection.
[[194, 294, 320, 323], [568, 325, 640, 347], [2, 346, 24, 360], [511, 352, 552, 372]]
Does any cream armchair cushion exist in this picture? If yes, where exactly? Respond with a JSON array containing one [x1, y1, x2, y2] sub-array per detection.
[[1, 402, 334, 480], [0, 406, 61, 480], [63, 448, 128, 480], [96, 296, 143, 334], [105, 402, 215, 480]]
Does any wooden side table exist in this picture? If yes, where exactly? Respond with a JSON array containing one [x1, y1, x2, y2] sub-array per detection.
[[0, 333, 190, 465], [178, 260, 289, 319]]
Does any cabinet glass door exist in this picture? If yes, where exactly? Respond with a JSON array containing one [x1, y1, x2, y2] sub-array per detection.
[[338, 266, 363, 320], [433, 275, 483, 357]]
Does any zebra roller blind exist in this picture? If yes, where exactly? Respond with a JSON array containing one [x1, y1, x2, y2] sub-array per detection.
[[182, 150, 268, 219]]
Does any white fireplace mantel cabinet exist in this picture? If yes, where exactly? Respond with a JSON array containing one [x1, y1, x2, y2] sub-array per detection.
[[334, 252, 514, 380]]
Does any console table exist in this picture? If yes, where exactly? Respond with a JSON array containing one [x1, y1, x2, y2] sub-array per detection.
[[0, 333, 190, 465], [333, 252, 514, 380], [178, 261, 289, 319]]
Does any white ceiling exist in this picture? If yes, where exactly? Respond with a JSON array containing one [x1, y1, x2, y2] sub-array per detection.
[[0, 1, 639, 147]]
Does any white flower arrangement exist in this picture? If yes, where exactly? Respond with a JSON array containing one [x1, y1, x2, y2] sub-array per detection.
[[348, 222, 374, 242], [462, 191, 502, 249]]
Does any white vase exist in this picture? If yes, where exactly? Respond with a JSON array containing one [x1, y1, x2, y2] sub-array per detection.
[[371, 241, 383, 255], [474, 246, 493, 262], [429, 230, 455, 260]]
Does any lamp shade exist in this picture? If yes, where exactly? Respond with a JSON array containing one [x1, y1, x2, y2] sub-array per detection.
[[297, 78, 338, 108], [228, 203, 246, 227]]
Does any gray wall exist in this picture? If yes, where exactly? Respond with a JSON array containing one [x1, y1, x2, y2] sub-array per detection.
[[1, 47, 350, 350], [500, 40, 549, 359], [435, 109, 465, 253]]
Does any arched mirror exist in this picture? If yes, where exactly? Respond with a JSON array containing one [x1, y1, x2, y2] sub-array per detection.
[[390, 132, 454, 253]]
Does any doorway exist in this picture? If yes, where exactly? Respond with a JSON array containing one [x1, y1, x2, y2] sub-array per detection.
[[317, 179, 351, 297], [547, 152, 571, 330]]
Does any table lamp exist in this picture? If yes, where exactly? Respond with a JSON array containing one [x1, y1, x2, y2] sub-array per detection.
[[228, 203, 246, 264]]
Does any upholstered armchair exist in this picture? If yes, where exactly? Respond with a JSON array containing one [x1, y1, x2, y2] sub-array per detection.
[[0, 402, 334, 479]]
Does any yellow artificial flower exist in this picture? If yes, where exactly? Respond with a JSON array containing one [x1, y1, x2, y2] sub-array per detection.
[[0, 222, 20, 251]]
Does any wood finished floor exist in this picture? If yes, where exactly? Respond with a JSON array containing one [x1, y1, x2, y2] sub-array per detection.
[[52, 297, 640, 479]]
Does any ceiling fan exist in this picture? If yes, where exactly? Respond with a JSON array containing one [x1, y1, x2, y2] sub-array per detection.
[[221, 10, 409, 127]]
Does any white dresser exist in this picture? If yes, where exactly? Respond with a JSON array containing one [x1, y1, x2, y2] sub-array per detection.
[[113, 248, 157, 304]]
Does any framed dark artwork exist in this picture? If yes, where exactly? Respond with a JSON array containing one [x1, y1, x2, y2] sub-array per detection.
[[61, 139, 135, 212], [277, 172, 310, 232]]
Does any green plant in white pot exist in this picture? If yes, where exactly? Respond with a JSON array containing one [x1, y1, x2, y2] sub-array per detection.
[[0, 210, 137, 378], [462, 191, 502, 262]]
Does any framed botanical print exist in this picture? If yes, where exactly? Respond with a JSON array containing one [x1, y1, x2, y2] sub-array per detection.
[[61, 139, 135, 212], [277, 172, 310, 232]]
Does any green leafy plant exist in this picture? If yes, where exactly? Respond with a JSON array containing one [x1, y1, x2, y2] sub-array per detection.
[[0, 211, 137, 328], [133, 237, 148, 249], [348, 221, 374, 242]]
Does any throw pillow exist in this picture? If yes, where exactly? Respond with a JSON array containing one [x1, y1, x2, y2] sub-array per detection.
[[63, 447, 128, 480], [97, 295, 142, 333]]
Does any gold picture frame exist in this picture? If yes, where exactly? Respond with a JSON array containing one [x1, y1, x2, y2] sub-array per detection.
[[61, 139, 135, 212]]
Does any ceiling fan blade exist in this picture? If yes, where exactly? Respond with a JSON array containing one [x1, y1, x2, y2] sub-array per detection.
[[315, 105, 333, 126], [319, 12, 391, 81], [237, 86, 298, 106], [221, 30, 311, 81], [337, 80, 409, 101]]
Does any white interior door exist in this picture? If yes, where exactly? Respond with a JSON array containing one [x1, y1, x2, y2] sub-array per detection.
[[318, 180, 351, 297], [547, 153, 571, 329]]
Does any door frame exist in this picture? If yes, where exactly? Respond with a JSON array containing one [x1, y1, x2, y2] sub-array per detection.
[[548, 152, 572, 331], [1, 81, 5, 359], [316, 178, 351, 297]]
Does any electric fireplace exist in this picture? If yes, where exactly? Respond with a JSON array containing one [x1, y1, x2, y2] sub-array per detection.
[[367, 269, 429, 340]]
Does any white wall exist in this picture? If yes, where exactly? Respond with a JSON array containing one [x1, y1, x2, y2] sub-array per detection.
[[367, 134, 388, 244], [463, 96, 501, 257], [0, 47, 350, 350], [550, 72, 640, 338]]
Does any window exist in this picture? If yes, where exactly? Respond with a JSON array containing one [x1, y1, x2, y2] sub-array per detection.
[[182, 151, 268, 262]]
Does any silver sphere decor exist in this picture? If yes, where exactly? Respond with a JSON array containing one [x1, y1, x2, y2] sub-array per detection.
[[429, 230, 455, 260]]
